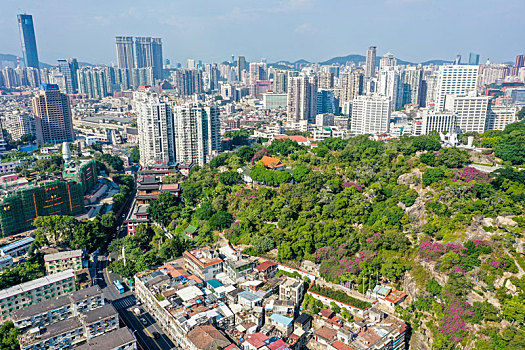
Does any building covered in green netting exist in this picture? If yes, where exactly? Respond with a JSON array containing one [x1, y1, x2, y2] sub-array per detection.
[[0, 179, 85, 237], [0, 160, 98, 238], [62, 160, 98, 194]]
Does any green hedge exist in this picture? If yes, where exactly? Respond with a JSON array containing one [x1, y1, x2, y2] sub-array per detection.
[[309, 284, 372, 309]]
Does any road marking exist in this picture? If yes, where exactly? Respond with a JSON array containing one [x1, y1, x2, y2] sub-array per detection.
[[104, 266, 164, 349], [104, 265, 112, 289], [129, 309, 164, 349], [119, 311, 151, 350]]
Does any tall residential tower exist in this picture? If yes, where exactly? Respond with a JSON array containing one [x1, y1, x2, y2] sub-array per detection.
[[57, 59, 79, 94], [134, 91, 175, 167], [365, 46, 377, 78], [172, 103, 221, 166], [115, 36, 135, 70], [287, 75, 318, 123], [32, 84, 74, 144]]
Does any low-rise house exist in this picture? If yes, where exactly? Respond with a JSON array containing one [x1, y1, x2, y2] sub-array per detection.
[[294, 313, 312, 332], [255, 261, 278, 280], [267, 339, 292, 350], [185, 225, 199, 239], [314, 326, 338, 346], [272, 299, 295, 317], [214, 285, 236, 299], [0, 269, 76, 320], [279, 278, 304, 305], [238, 291, 263, 308], [269, 313, 294, 337], [75, 328, 137, 350], [259, 156, 285, 170], [273, 135, 309, 146], [18, 304, 119, 350], [329, 340, 356, 350], [187, 324, 231, 350], [12, 285, 104, 330], [84, 304, 120, 338], [243, 332, 270, 350], [183, 247, 223, 280], [0, 236, 35, 257], [320, 309, 335, 319], [224, 258, 254, 281], [44, 249, 83, 275], [349, 314, 407, 350], [287, 329, 306, 349], [336, 327, 353, 345], [234, 305, 265, 330], [377, 289, 407, 309], [0, 255, 14, 270], [206, 278, 223, 291], [226, 287, 244, 304]]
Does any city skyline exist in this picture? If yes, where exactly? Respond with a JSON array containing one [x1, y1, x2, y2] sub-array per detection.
[[1, 0, 523, 66]]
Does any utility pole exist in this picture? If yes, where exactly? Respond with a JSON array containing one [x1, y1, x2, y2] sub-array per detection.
[[122, 246, 126, 267]]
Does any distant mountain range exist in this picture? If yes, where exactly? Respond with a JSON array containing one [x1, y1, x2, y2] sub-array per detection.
[[0, 52, 493, 71], [270, 54, 453, 69], [0, 53, 95, 69]]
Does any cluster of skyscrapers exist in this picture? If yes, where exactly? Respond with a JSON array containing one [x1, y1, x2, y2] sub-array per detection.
[[115, 36, 163, 80], [3, 12, 525, 161]]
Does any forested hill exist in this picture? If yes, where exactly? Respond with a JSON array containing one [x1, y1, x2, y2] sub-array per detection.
[[145, 123, 525, 349]]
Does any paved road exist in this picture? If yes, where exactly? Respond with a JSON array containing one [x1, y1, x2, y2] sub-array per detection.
[[95, 257, 176, 350]]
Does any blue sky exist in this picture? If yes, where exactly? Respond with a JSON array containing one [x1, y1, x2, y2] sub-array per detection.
[[1, 0, 523, 65]]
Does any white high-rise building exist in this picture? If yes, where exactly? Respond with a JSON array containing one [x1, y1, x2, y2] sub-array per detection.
[[424, 71, 440, 107], [420, 110, 457, 135], [273, 70, 288, 93], [486, 105, 518, 131], [351, 95, 392, 134], [377, 66, 402, 109], [287, 75, 318, 122], [436, 65, 479, 111], [172, 103, 220, 166], [134, 91, 175, 167], [445, 94, 489, 133], [379, 52, 397, 70]]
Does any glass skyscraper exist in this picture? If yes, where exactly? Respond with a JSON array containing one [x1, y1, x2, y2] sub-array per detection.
[[17, 14, 40, 69]]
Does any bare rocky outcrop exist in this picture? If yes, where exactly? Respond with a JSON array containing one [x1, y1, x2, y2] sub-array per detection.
[[397, 169, 423, 189], [405, 197, 426, 221]]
